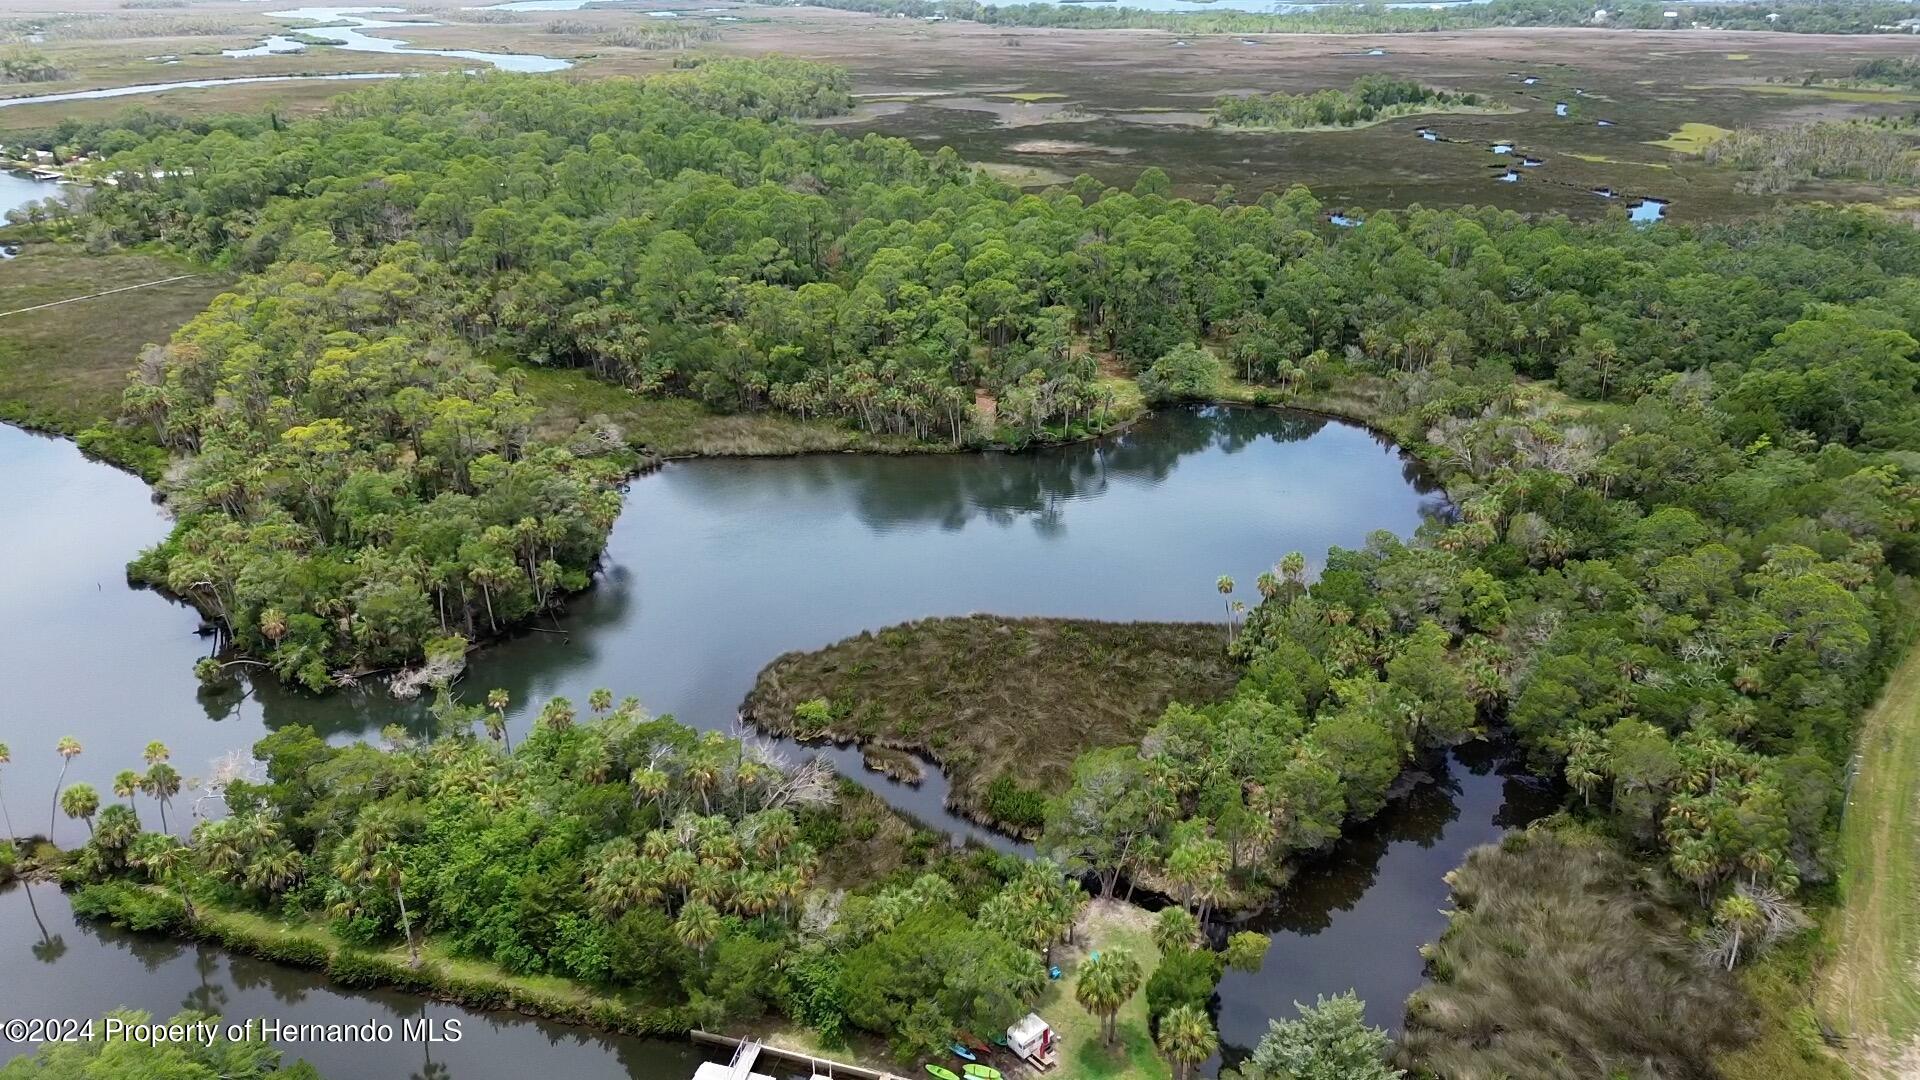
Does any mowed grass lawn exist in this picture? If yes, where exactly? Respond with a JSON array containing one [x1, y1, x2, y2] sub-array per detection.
[[1823, 643, 1920, 1078], [1039, 899, 1170, 1080], [0, 244, 229, 433]]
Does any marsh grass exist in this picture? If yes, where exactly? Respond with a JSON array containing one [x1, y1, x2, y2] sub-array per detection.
[[743, 615, 1239, 835], [0, 244, 228, 473], [1400, 830, 1757, 1079]]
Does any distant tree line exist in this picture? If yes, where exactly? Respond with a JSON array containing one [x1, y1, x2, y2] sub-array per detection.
[[746, 0, 1920, 35]]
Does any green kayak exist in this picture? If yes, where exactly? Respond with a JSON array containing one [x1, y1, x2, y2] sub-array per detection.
[[963, 1066, 1003, 1080], [926, 1067, 962, 1080]]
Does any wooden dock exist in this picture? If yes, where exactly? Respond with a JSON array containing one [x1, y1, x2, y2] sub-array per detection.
[[690, 1031, 913, 1080]]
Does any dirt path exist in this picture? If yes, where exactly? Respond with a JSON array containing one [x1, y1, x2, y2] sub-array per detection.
[[1824, 643, 1920, 1077], [0, 274, 200, 319]]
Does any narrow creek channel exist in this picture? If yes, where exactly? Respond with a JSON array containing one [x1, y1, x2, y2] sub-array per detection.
[[0, 408, 1537, 1075]]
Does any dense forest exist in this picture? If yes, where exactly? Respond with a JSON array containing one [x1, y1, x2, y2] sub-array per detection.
[[749, 0, 1920, 35], [40, 55, 1920, 1073], [1212, 77, 1488, 131], [59, 698, 1210, 1064]]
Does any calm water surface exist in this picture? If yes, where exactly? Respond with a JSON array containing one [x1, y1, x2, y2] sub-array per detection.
[[0, 73, 403, 111], [0, 883, 710, 1077], [0, 407, 1442, 847], [0, 408, 1514, 1075], [0, 170, 60, 219], [223, 8, 574, 71]]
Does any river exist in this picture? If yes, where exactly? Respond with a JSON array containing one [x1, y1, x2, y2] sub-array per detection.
[[0, 408, 1543, 1075], [0, 73, 406, 111], [222, 8, 573, 72]]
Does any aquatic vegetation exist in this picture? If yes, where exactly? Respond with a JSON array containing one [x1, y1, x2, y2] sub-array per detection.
[[1647, 121, 1733, 152]]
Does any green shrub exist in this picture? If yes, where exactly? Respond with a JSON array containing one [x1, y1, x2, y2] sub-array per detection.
[[69, 881, 187, 933], [1138, 343, 1219, 404], [1145, 945, 1223, 1024], [327, 950, 441, 992], [981, 774, 1047, 831]]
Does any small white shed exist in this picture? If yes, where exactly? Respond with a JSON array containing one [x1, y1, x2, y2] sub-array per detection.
[[1007, 1012, 1058, 1069]]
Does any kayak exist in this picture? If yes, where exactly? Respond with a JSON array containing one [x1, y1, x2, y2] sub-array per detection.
[[963, 1066, 1004, 1080], [927, 1067, 962, 1080], [950, 1044, 977, 1062]]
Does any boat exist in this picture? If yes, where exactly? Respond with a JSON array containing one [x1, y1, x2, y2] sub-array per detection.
[[927, 1067, 962, 1080], [963, 1066, 1004, 1080], [950, 1043, 977, 1061]]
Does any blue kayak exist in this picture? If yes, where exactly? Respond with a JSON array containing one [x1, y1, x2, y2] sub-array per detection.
[[950, 1044, 977, 1062]]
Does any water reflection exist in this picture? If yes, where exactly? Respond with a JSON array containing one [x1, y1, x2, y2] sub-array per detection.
[[2, 406, 1439, 849], [1211, 744, 1557, 1067], [0, 884, 710, 1077]]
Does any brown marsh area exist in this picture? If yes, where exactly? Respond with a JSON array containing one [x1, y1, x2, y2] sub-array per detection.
[[6, 0, 1920, 217]]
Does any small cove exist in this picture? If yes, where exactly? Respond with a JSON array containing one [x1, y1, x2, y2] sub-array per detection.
[[0, 406, 1496, 1075]]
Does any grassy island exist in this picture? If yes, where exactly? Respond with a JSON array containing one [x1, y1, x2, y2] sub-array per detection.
[[743, 616, 1240, 835]]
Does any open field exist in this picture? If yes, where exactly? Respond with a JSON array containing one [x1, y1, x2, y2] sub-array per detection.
[[1822, 642, 1920, 1079], [1039, 900, 1169, 1080], [742, 615, 1239, 834], [0, 244, 228, 465]]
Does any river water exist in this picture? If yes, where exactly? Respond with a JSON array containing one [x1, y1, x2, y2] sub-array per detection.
[[0, 73, 406, 111], [0, 409, 1546, 1075], [222, 8, 574, 72]]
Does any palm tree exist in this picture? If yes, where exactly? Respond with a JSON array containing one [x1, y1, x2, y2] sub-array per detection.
[[538, 697, 576, 733], [143, 762, 182, 834], [1716, 894, 1765, 971], [60, 783, 100, 837], [113, 769, 142, 815], [135, 836, 198, 922], [1280, 550, 1307, 588], [1077, 949, 1142, 1047], [1216, 575, 1236, 642], [248, 843, 305, 897], [484, 689, 511, 752], [630, 767, 670, 810], [0, 741, 14, 840], [588, 688, 613, 716], [663, 848, 698, 903], [93, 804, 141, 858], [143, 741, 170, 768], [259, 607, 288, 646], [747, 809, 798, 860], [337, 809, 420, 966], [192, 818, 249, 886], [50, 737, 81, 840], [1156, 1003, 1216, 1080], [1152, 907, 1199, 956], [675, 899, 722, 962]]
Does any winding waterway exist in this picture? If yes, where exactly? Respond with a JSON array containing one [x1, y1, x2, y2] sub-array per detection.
[[0, 408, 1542, 1075], [223, 8, 574, 72]]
